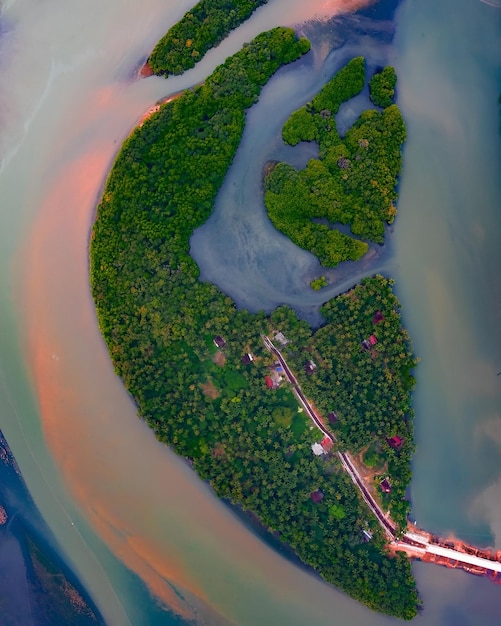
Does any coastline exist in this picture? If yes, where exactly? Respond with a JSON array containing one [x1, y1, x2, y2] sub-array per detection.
[[0, 431, 104, 625], [137, 90, 187, 127]]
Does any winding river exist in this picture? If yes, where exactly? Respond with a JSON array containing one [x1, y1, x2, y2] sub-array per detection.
[[0, 0, 500, 624]]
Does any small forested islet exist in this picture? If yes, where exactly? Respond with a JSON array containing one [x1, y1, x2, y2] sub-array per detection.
[[148, 0, 269, 76]]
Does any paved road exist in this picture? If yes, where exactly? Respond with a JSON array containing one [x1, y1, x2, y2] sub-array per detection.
[[262, 335, 333, 441], [338, 451, 395, 539], [262, 335, 395, 539]]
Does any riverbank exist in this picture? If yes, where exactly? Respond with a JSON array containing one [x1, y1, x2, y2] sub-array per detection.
[[137, 90, 185, 126], [0, 431, 104, 625]]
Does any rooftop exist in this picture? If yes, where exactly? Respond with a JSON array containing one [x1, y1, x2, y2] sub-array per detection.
[[387, 435, 404, 449], [310, 489, 324, 503], [321, 436, 333, 452], [274, 332, 288, 346], [213, 335, 226, 348], [380, 478, 392, 493], [305, 360, 317, 375], [311, 443, 325, 456]]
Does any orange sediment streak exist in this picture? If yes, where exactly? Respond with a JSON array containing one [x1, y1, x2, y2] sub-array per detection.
[[20, 142, 210, 622], [283, 0, 375, 22], [139, 62, 154, 78]]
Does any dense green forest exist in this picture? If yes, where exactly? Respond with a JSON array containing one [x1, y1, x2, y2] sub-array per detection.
[[369, 66, 397, 108], [264, 59, 405, 266], [91, 30, 418, 619], [148, 0, 269, 76], [285, 276, 418, 530]]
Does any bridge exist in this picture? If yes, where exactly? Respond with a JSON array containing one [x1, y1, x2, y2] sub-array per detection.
[[262, 335, 501, 581]]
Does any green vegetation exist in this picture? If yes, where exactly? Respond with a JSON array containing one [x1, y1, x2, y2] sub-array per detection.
[[363, 442, 385, 470], [369, 66, 397, 108], [283, 276, 418, 530], [148, 0, 269, 76], [25, 534, 101, 625], [329, 503, 347, 520], [264, 58, 405, 266], [91, 31, 418, 619], [282, 57, 366, 146], [310, 275, 328, 290]]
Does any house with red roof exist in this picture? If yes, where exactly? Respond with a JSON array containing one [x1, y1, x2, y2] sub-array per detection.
[[265, 376, 274, 389], [387, 435, 404, 450], [321, 436, 333, 452], [368, 334, 378, 346]]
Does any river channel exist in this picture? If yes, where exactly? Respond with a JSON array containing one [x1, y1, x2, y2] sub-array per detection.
[[0, 0, 500, 624]]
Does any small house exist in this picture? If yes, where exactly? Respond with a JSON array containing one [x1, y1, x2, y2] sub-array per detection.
[[274, 332, 288, 346], [373, 310, 384, 324], [327, 412, 339, 424], [311, 443, 326, 456], [368, 335, 378, 346], [270, 369, 283, 387], [310, 489, 324, 503], [213, 336, 226, 348], [265, 376, 274, 389], [242, 353, 254, 365], [386, 435, 404, 450], [321, 436, 333, 453], [380, 478, 392, 494], [305, 360, 317, 375], [361, 529, 373, 542], [361, 339, 371, 351]]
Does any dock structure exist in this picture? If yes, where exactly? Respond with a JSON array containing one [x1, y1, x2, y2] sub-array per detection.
[[394, 531, 501, 577]]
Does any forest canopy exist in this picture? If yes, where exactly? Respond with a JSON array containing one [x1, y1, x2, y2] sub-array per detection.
[[264, 59, 405, 267], [369, 66, 397, 108], [148, 0, 269, 76]]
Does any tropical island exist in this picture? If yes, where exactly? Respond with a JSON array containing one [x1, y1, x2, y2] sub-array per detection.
[[90, 23, 421, 619]]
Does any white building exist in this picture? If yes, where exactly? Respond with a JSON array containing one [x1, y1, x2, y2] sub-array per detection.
[[311, 443, 326, 456]]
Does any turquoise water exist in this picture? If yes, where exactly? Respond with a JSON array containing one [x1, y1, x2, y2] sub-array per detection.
[[0, 0, 500, 624]]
